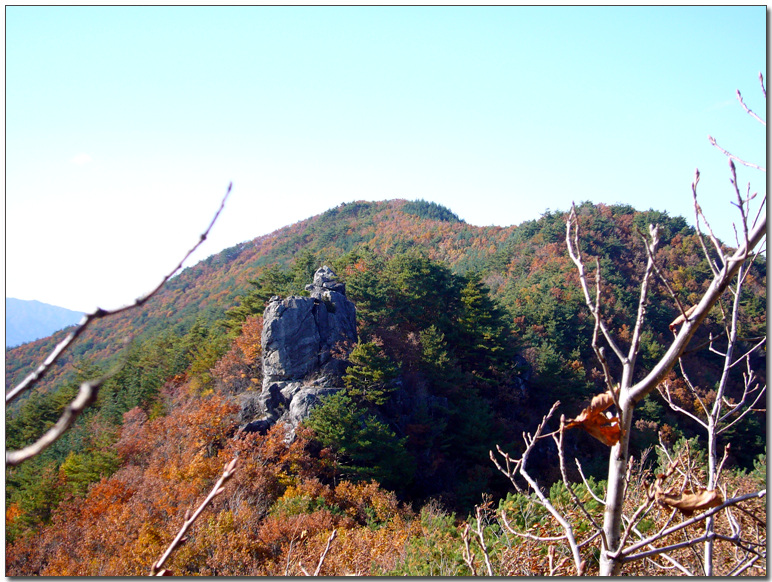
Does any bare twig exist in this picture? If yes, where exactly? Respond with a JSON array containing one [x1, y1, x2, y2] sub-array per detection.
[[575, 458, 606, 505], [728, 554, 762, 576], [690, 169, 724, 278], [150, 457, 238, 576], [657, 380, 708, 429], [499, 511, 568, 543], [492, 402, 585, 574], [461, 525, 478, 575], [6, 182, 233, 406], [628, 210, 765, 404], [300, 529, 337, 576], [547, 545, 569, 576], [736, 88, 766, 126], [313, 529, 337, 576], [566, 206, 627, 366], [613, 489, 766, 561], [6, 345, 129, 466], [627, 224, 659, 370], [707, 135, 766, 172], [555, 419, 606, 549], [471, 506, 494, 576]]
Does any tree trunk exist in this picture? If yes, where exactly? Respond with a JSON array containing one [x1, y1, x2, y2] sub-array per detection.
[[599, 394, 634, 576]]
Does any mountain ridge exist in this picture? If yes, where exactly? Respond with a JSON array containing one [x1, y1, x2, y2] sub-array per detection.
[[4, 199, 514, 392], [5, 298, 84, 349], [6, 198, 763, 403]]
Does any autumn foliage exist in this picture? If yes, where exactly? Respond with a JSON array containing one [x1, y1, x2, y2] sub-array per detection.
[[5, 379, 416, 576], [5, 199, 766, 576]]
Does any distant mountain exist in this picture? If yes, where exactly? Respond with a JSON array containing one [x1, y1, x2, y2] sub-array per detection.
[[5, 298, 84, 348]]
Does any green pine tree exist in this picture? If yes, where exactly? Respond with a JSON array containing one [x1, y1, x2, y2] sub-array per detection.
[[343, 341, 398, 405], [303, 391, 414, 491]]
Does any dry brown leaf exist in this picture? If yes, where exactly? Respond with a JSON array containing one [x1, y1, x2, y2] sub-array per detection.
[[564, 392, 621, 447], [656, 488, 724, 516], [668, 305, 697, 332]]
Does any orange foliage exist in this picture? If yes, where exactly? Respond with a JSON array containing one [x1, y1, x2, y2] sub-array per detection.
[[6, 368, 422, 577], [212, 315, 263, 394]]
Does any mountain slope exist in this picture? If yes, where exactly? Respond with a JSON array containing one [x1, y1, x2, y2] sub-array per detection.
[[6, 198, 765, 415], [4, 199, 516, 393], [5, 198, 766, 573], [5, 298, 84, 348]]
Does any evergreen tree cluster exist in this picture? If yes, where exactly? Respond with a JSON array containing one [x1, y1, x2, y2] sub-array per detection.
[[401, 199, 463, 223]]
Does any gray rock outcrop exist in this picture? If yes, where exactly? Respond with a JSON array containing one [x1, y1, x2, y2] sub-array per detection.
[[241, 266, 357, 439]]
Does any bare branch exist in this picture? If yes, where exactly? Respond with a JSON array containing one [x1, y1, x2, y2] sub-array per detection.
[[638, 225, 690, 319], [575, 458, 606, 505], [657, 380, 708, 429], [618, 491, 659, 552], [492, 402, 585, 574], [555, 419, 606, 549], [499, 511, 567, 543], [676, 359, 710, 419], [577, 530, 603, 549], [625, 224, 659, 376], [6, 182, 233, 406], [614, 489, 766, 560], [728, 554, 762, 576], [461, 525, 478, 575], [717, 384, 766, 435], [628, 212, 766, 404], [736, 88, 766, 126], [728, 160, 751, 250], [547, 545, 570, 576], [311, 529, 337, 576], [472, 506, 494, 576], [708, 135, 766, 172], [565, 206, 628, 365], [591, 262, 617, 395], [150, 457, 238, 576], [691, 171, 725, 277], [6, 344, 129, 466], [643, 550, 693, 576]]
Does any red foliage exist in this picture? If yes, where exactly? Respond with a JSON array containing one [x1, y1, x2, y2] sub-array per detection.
[[212, 315, 263, 394]]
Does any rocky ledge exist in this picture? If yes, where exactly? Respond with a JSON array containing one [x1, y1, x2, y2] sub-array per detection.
[[241, 266, 357, 439]]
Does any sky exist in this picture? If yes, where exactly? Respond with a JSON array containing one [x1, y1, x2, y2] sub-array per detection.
[[5, 6, 767, 313]]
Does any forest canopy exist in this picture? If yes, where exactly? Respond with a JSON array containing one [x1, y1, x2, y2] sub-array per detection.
[[5, 198, 766, 576]]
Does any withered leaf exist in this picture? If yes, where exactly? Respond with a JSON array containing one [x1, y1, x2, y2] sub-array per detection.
[[668, 305, 697, 332], [564, 392, 621, 447], [656, 488, 724, 516]]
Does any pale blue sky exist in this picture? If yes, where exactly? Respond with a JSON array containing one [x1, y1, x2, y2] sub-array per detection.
[[6, 6, 767, 312]]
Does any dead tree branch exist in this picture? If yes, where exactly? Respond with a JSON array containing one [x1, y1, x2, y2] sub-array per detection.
[[5, 183, 232, 466], [150, 457, 238, 576], [6, 182, 233, 406], [736, 79, 766, 126], [491, 402, 585, 575], [614, 489, 766, 563], [707, 136, 766, 172], [299, 529, 337, 576], [6, 344, 129, 466], [472, 506, 494, 576]]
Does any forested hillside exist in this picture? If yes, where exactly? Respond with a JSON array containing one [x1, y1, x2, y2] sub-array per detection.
[[5, 199, 510, 394], [5, 199, 766, 575]]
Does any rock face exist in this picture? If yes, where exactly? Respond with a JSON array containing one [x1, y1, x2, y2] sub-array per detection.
[[242, 266, 357, 438]]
